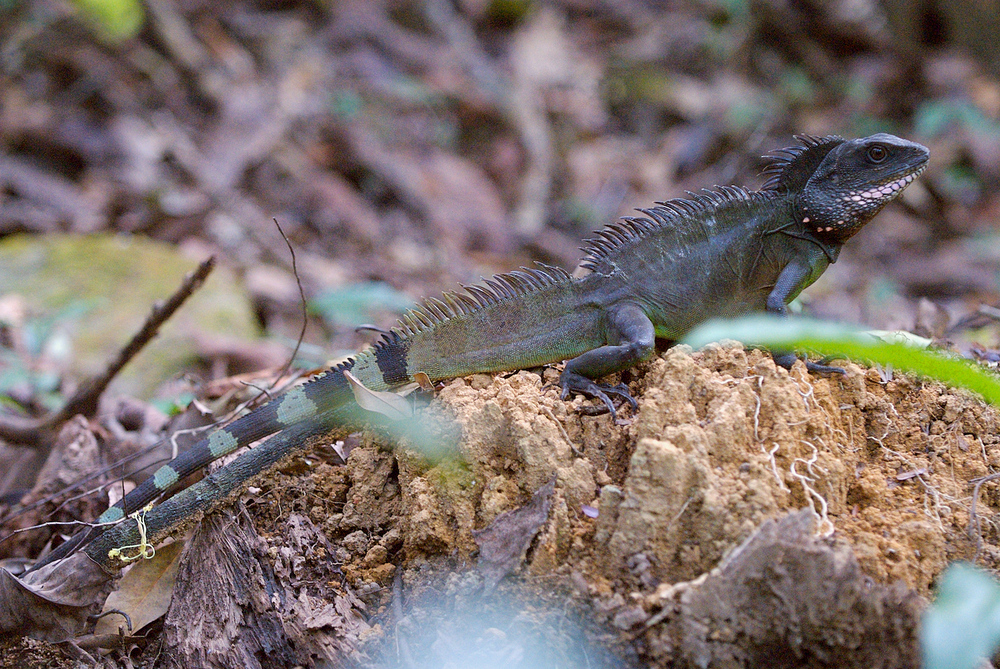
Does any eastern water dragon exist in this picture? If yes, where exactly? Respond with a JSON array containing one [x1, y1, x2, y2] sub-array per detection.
[[33, 132, 929, 571]]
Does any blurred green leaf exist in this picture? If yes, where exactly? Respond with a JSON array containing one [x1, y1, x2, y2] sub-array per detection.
[[150, 392, 195, 417], [915, 99, 1000, 139], [329, 91, 363, 120], [21, 299, 97, 357], [866, 329, 932, 348], [778, 67, 815, 105], [70, 0, 144, 43], [939, 163, 982, 203], [724, 99, 773, 133], [922, 563, 1000, 669], [683, 315, 1000, 408], [717, 0, 749, 18], [865, 276, 904, 310], [0, 301, 98, 409], [842, 75, 874, 106], [310, 282, 414, 328], [0, 351, 31, 395]]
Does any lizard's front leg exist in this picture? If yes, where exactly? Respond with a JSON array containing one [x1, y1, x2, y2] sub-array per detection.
[[767, 261, 845, 375], [559, 302, 655, 419]]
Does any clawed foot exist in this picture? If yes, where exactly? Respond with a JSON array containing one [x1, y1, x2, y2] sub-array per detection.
[[559, 374, 637, 423], [772, 351, 845, 376]]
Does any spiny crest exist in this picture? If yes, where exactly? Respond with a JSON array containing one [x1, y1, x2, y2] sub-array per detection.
[[760, 134, 845, 193], [578, 186, 769, 273], [378, 264, 572, 340]]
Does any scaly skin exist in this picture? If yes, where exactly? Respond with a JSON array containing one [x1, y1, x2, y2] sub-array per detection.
[[33, 133, 929, 571]]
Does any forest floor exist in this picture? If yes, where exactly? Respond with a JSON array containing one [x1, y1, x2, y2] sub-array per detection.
[[173, 344, 997, 667], [2, 0, 1000, 666]]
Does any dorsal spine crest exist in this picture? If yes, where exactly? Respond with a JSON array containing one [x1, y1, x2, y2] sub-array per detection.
[[577, 185, 770, 273], [760, 134, 845, 192], [387, 264, 572, 340]]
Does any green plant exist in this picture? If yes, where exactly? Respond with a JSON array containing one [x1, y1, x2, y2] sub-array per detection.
[[683, 315, 1000, 407], [922, 564, 1000, 669]]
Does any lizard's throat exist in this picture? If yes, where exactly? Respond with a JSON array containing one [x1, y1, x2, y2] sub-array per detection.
[[796, 166, 925, 242]]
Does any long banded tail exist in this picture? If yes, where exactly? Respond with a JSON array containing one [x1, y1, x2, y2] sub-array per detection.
[[35, 263, 603, 569], [111, 263, 588, 524], [28, 361, 364, 570]]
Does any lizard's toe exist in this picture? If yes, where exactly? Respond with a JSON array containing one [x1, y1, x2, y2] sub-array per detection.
[[805, 360, 846, 375], [604, 382, 638, 411], [560, 373, 636, 421], [772, 351, 846, 376]]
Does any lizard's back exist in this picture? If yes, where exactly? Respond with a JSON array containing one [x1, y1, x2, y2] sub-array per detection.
[[575, 186, 825, 339]]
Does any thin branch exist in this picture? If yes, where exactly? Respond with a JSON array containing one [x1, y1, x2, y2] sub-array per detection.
[[52, 255, 217, 422], [968, 471, 1000, 564], [269, 218, 307, 388]]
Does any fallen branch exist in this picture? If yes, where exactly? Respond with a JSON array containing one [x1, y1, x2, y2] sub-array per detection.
[[0, 256, 217, 448]]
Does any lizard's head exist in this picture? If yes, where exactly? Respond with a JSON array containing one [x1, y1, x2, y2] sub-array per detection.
[[795, 133, 929, 242]]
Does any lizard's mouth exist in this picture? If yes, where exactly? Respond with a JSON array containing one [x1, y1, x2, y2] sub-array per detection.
[[851, 162, 927, 204]]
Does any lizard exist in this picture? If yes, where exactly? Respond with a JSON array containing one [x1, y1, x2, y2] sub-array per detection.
[[33, 132, 929, 571]]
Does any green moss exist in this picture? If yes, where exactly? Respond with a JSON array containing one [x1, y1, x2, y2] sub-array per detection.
[[0, 234, 259, 399]]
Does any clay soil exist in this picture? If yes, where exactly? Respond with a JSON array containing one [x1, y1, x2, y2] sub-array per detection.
[[247, 342, 1000, 667]]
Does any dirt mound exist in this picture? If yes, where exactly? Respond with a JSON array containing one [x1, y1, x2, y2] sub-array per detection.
[[52, 342, 994, 667], [283, 342, 1000, 666]]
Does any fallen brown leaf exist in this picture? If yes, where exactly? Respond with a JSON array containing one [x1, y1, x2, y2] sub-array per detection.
[[0, 552, 115, 642], [473, 477, 555, 591], [93, 539, 185, 637]]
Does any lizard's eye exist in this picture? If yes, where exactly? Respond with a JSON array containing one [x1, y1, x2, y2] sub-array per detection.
[[866, 145, 888, 163]]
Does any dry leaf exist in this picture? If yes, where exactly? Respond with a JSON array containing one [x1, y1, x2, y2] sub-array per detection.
[[0, 552, 116, 641], [473, 477, 555, 591], [412, 371, 434, 392], [94, 539, 185, 636], [343, 370, 412, 420]]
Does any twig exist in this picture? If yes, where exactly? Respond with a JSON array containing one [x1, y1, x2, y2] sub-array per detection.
[[0, 516, 125, 548], [53, 256, 217, 423], [222, 218, 311, 415], [541, 406, 581, 456], [269, 218, 307, 391], [969, 472, 1000, 563], [0, 256, 216, 447]]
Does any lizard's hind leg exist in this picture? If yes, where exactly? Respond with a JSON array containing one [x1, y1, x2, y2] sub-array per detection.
[[558, 302, 654, 420]]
